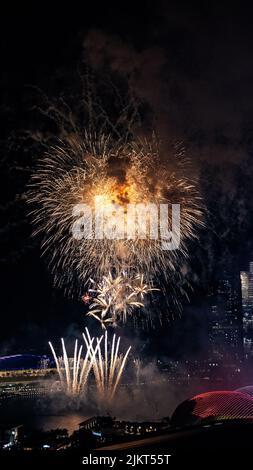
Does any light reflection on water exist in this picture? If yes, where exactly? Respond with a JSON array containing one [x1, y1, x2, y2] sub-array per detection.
[[0, 397, 90, 434], [32, 414, 89, 434]]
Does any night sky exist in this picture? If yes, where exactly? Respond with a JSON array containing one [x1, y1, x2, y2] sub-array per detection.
[[1, 2, 253, 356]]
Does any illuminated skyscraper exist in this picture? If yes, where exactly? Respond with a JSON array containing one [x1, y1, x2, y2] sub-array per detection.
[[248, 263, 253, 306], [240, 271, 249, 306], [208, 273, 243, 364], [240, 262, 253, 359]]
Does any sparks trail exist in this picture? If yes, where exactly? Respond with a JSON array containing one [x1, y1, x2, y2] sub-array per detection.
[[83, 328, 131, 402], [48, 336, 102, 396], [48, 328, 131, 401]]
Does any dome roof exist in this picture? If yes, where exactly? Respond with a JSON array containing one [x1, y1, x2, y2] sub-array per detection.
[[236, 385, 253, 397], [171, 390, 253, 426]]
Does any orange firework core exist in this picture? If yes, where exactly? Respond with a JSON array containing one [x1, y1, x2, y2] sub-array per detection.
[[111, 183, 131, 206]]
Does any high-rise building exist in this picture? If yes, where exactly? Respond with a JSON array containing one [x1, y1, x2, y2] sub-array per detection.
[[208, 273, 243, 364], [240, 262, 253, 359], [248, 262, 253, 307], [240, 271, 249, 305]]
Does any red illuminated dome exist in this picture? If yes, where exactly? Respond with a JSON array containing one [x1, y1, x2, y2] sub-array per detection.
[[171, 390, 253, 426]]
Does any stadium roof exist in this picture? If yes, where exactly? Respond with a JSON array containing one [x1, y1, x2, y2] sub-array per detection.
[[0, 354, 49, 371]]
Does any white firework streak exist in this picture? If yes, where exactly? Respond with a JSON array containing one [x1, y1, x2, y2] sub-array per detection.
[[83, 327, 131, 401], [48, 329, 131, 400], [48, 335, 102, 395]]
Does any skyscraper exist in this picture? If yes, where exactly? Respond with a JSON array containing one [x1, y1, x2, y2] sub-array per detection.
[[240, 271, 249, 306], [209, 272, 243, 364], [248, 262, 253, 307], [240, 262, 253, 359]]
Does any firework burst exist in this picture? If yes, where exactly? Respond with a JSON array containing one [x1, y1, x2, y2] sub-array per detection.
[[28, 132, 203, 308], [87, 272, 159, 328]]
